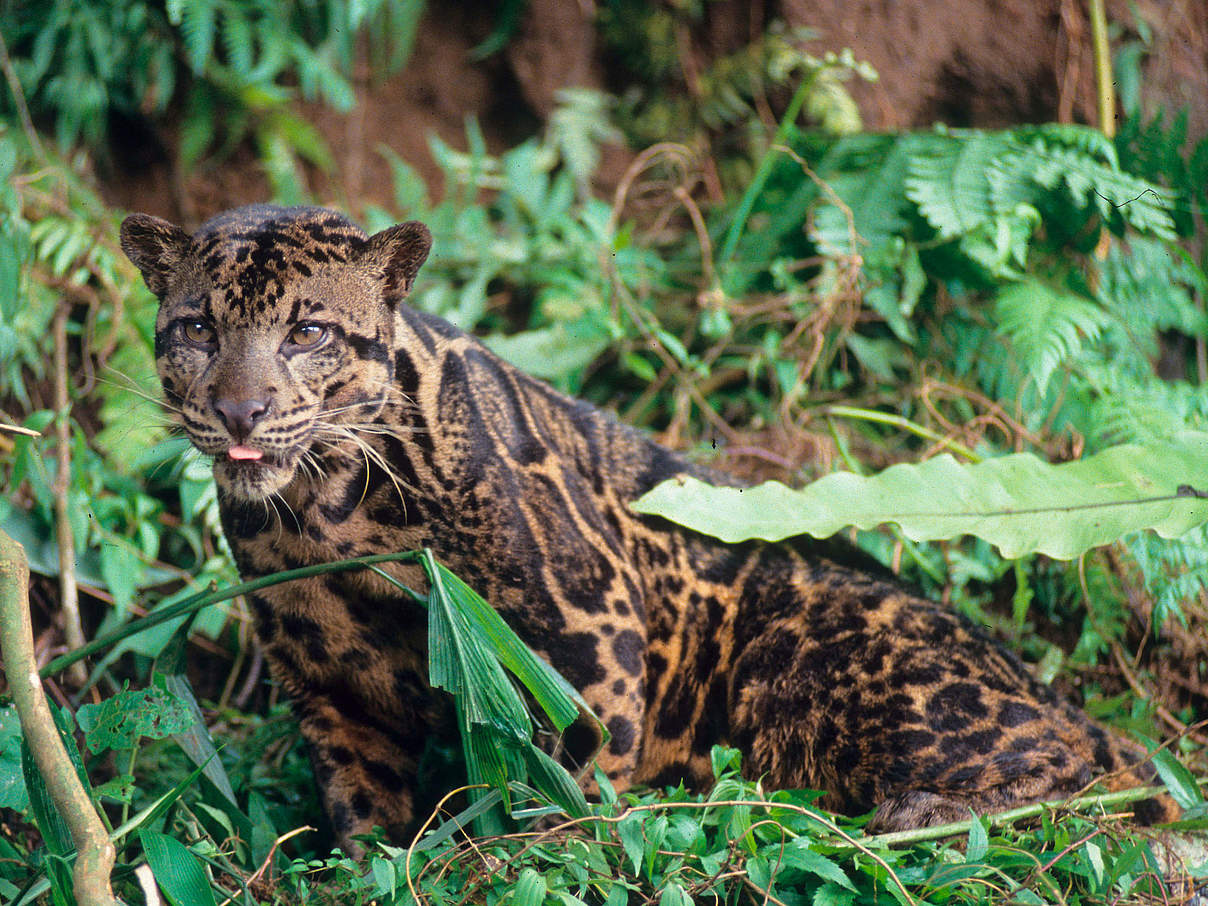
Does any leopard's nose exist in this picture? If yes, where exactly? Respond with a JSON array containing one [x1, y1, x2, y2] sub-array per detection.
[[214, 398, 270, 439]]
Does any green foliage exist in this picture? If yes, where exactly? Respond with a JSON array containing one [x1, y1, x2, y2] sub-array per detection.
[[140, 830, 219, 906], [0, 551, 599, 902], [365, 99, 657, 392], [76, 683, 195, 754], [420, 549, 590, 826], [266, 748, 1195, 904], [0, 703, 29, 812], [600, 7, 874, 187], [0, 0, 176, 149], [992, 279, 1108, 395], [635, 432, 1208, 557], [2, 0, 424, 197]]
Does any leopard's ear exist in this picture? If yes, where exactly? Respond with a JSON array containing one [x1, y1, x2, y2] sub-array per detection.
[[120, 214, 191, 299], [361, 220, 432, 304]]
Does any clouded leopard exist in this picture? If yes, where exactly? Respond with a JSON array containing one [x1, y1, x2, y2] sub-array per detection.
[[121, 203, 1171, 851]]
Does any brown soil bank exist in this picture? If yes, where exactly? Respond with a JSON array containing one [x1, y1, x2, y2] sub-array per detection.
[[106, 0, 1208, 223]]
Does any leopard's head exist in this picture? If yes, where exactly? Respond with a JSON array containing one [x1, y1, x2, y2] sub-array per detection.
[[121, 204, 431, 501]]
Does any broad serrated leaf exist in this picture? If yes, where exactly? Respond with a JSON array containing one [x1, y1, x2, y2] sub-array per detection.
[[632, 432, 1208, 560]]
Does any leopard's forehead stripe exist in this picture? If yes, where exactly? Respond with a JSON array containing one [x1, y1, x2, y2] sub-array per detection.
[[190, 205, 369, 320]]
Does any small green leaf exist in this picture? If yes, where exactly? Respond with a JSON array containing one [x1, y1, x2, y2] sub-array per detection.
[[98, 540, 144, 617], [814, 881, 857, 906], [1146, 741, 1205, 809], [512, 867, 547, 906], [643, 814, 668, 879], [710, 746, 742, 780], [140, 830, 219, 906], [658, 881, 690, 906], [1083, 838, 1106, 888], [617, 812, 645, 875], [370, 855, 397, 897], [965, 813, 988, 863], [777, 840, 856, 891]]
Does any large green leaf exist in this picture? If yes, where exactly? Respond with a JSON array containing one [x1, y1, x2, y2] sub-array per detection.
[[425, 554, 579, 732], [632, 433, 1208, 560]]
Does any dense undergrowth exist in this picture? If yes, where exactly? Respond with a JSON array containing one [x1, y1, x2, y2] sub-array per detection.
[[1, 1, 1207, 903]]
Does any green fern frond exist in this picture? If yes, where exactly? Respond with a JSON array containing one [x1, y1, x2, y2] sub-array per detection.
[[219, 5, 254, 76], [1096, 237, 1208, 340], [1083, 362, 1208, 446], [1127, 526, 1208, 629], [1016, 124, 1119, 168], [811, 134, 917, 253], [548, 89, 621, 194], [905, 132, 1007, 240], [177, 0, 218, 74], [993, 279, 1107, 395], [1026, 144, 1177, 238]]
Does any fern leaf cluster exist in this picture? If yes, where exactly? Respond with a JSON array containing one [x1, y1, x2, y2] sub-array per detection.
[[808, 124, 1185, 397], [992, 280, 1107, 395]]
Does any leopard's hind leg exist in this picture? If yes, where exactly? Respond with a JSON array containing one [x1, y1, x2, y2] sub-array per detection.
[[728, 576, 1176, 829]]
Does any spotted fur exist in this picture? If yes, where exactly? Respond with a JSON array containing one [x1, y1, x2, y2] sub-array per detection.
[[121, 204, 1172, 850]]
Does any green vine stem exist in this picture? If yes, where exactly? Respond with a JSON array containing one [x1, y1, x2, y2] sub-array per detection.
[[41, 550, 426, 678], [866, 783, 1177, 848], [717, 65, 825, 270], [0, 529, 118, 905]]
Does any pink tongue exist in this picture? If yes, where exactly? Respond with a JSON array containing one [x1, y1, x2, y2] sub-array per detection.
[[227, 445, 264, 461]]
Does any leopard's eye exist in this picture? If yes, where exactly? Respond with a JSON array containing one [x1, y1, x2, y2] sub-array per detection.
[[182, 320, 215, 345], [289, 323, 327, 347]]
